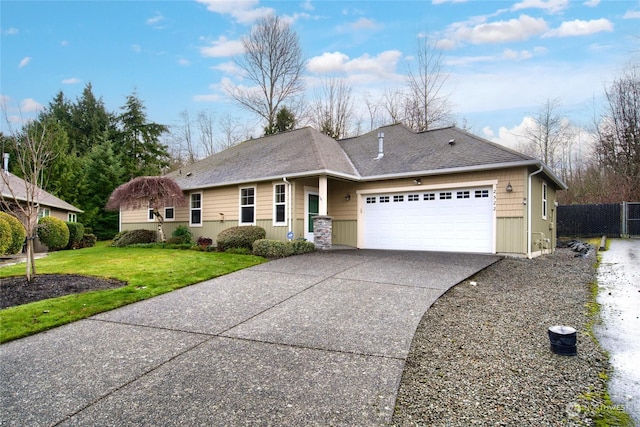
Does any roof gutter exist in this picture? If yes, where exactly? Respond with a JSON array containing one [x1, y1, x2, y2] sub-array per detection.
[[527, 165, 544, 259]]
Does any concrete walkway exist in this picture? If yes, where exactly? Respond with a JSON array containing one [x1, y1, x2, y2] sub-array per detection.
[[1, 250, 500, 426]]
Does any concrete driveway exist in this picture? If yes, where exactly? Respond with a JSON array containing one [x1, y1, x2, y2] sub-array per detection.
[[1, 250, 500, 426]]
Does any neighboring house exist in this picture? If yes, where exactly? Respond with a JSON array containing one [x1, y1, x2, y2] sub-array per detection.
[[119, 124, 566, 257]]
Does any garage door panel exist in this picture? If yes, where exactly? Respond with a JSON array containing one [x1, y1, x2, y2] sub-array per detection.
[[362, 187, 494, 253]]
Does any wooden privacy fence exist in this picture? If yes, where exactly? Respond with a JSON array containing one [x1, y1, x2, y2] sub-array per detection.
[[557, 202, 640, 238]]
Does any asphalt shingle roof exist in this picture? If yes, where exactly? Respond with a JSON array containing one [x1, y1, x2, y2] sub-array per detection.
[[1, 172, 83, 213], [168, 124, 566, 189]]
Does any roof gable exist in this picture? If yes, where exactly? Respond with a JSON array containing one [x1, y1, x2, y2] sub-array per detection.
[[1, 172, 83, 213], [170, 127, 359, 189]]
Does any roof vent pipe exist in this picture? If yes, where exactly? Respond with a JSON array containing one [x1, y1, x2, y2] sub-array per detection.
[[375, 131, 384, 160], [3, 153, 9, 173]]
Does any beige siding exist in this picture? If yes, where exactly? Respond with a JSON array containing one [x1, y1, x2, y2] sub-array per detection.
[[327, 180, 358, 220], [332, 220, 357, 246], [528, 176, 556, 254], [496, 217, 526, 254]]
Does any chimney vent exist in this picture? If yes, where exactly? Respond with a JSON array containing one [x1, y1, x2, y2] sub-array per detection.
[[375, 131, 385, 160], [3, 153, 9, 173]]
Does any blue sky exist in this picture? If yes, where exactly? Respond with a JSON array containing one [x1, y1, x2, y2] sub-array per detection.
[[1, 0, 638, 150]]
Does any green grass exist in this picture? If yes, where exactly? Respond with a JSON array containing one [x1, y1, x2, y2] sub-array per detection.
[[0, 242, 266, 343]]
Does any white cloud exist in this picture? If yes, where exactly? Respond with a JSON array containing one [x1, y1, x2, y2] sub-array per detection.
[[193, 93, 222, 102], [543, 18, 613, 38], [446, 48, 535, 66], [200, 36, 244, 57], [512, 0, 569, 14], [146, 12, 165, 26], [131, 44, 142, 53], [4, 27, 18, 35], [212, 61, 244, 75], [281, 12, 311, 25], [300, 0, 314, 11], [432, 0, 469, 4], [60, 40, 69, 47], [62, 77, 80, 84], [18, 57, 31, 68], [583, 0, 600, 7], [350, 18, 381, 30], [20, 98, 43, 113], [196, 0, 274, 24], [623, 10, 640, 19], [307, 50, 402, 78], [448, 15, 548, 45], [178, 58, 191, 66]]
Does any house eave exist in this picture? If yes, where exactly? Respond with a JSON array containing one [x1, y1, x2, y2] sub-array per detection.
[[360, 160, 568, 190]]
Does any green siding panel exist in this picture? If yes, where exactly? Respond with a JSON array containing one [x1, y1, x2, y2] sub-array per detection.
[[497, 217, 525, 254]]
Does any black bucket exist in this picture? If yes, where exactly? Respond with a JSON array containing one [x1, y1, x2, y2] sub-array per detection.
[[548, 325, 577, 356]]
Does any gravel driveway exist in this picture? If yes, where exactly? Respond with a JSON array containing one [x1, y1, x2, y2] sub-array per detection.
[[392, 248, 614, 426]]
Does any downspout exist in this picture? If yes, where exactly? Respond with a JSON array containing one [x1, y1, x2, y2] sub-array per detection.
[[283, 177, 292, 238], [527, 166, 544, 259]]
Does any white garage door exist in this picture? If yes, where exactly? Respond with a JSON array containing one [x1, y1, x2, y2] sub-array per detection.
[[362, 187, 494, 253]]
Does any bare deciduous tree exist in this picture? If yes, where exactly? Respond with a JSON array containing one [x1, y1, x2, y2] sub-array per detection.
[[311, 78, 355, 139], [197, 110, 216, 157], [106, 176, 186, 242], [517, 98, 574, 175], [171, 110, 197, 165], [217, 113, 246, 151], [1, 117, 58, 282], [595, 63, 640, 200], [225, 15, 305, 132]]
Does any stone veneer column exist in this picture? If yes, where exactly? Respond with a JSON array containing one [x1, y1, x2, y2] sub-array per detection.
[[312, 215, 333, 250]]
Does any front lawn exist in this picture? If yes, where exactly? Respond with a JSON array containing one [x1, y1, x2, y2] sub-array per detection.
[[0, 242, 266, 343]]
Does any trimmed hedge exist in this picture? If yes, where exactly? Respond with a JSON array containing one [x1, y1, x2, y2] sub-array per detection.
[[0, 212, 26, 254], [111, 229, 157, 247], [252, 239, 316, 258], [217, 226, 266, 252], [65, 222, 85, 249], [38, 216, 70, 251], [0, 217, 12, 254]]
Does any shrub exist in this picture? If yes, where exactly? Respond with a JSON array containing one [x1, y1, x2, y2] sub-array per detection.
[[217, 226, 266, 252], [37, 216, 70, 251], [0, 212, 26, 254], [0, 217, 12, 255], [111, 229, 157, 247], [291, 239, 316, 255], [224, 247, 253, 255], [196, 236, 213, 249], [252, 239, 293, 258], [79, 233, 97, 248], [171, 226, 192, 244], [65, 222, 85, 249]]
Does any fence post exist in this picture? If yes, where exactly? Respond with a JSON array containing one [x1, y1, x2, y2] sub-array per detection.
[[621, 201, 628, 238]]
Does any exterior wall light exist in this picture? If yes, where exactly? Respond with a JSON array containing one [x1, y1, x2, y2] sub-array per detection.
[[345, 193, 351, 201], [413, 178, 422, 185], [506, 182, 513, 192]]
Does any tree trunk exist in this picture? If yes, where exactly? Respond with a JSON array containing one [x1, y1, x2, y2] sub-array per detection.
[[25, 238, 36, 283]]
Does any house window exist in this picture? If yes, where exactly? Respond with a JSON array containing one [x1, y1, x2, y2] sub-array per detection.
[[366, 196, 376, 204], [68, 213, 77, 222], [424, 193, 435, 201], [190, 193, 202, 226], [274, 184, 286, 225], [542, 182, 548, 220], [457, 191, 470, 199], [393, 195, 404, 203], [240, 187, 255, 225], [164, 207, 175, 221], [148, 208, 155, 221], [379, 196, 390, 203], [475, 190, 489, 198], [37, 208, 50, 220], [408, 194, 419, 202], [439, 192, 452, 200]]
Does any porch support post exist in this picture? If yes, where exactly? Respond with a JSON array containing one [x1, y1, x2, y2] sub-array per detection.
[[319, 175, 328, 216]]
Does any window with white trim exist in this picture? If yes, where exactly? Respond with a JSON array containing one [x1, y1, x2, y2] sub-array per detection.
[[457, 191, 470, 199], [38, 208, 50, 220], [366, 196, 376, 204], [240, 187, 255, 225], [424, 193, 435, 201], [542, 182, 548, 220], [164, 207, 175, 221], [393, 195, 404, 202], [408, 194, 419, 201], [68, 213, 77, 222], [273, 184, 286, 225], [190, 193, 202, 226], [439, 192, 452, 200], [379, 196, 390, 203], [475, 189, 489, 198]]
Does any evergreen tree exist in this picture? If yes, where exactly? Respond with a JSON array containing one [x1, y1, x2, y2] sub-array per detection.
[[264, 106, 296, 135]]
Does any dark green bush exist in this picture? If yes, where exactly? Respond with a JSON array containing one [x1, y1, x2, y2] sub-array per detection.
[[290, 239, 316, 255], [171, 226, 192, 244], [65, 222, 85, 249], [216, 226, 266, 251], [111, 229, 157, 247], [252, 239, 293, 258], [79, 233, 97, 248], [38, 216, 70, 251], [0, 217, 12, 255], [0, 212, 26, 254]]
